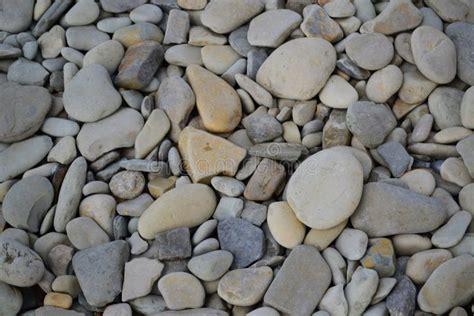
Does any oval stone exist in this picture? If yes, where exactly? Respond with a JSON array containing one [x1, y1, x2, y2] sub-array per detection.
[[286, 149, 364, 229], [138, 184, 217, 239], [256, 37, 336, 101]]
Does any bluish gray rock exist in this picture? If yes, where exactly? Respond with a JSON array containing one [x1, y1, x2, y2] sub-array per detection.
[[377, 142, 413, 178]]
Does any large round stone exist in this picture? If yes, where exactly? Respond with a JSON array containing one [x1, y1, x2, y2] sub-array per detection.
[[256, 37, 336, 101], [286, 149, 364, 229]]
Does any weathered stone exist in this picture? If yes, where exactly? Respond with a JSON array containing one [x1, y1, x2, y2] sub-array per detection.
[[386, 275, 417, 316], [122, 257, 164, 302], [156, 227, 192, 261], [345, 267, 379, 316], [361, 238, 396, 277], [346, 33, 394, 71], [113, 23, 163, 47], [446, 22, 474, 86], [300, 5, 343, 43], [248, 9, 301, 47], [244, 158, 286, 201], [158, 272, 205, 310]]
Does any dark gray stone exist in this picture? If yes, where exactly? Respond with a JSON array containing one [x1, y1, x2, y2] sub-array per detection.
[[32, 0, 74, 37], [229, 26, 254, 57], [377, 142, 413, 178], [72, 240, 129, 307], [156, 227, 192, 261], [150, 0, 179, 12], [346, 101, 397, 148], [115, 41, 164, 90], [336, 56, 371, 80], [100, 0, 147, 13], [244, 113, 282, 143], [456, 134, 474, 178], [113, 216, 129, 240], [218, 218, 265, 268], [446, 22, 474, 86], [247, 49, 267, 80], [386, 275, 417, 316]]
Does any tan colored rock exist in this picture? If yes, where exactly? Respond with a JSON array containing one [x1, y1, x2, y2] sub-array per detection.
[[201, 45, 240, 75], [186, 65, 241, 133], [147, 176, 177, 198], [267, 201, 305, 249], [178, 126, 247, 183], [304, 220, 347, 251], [138, 184, 216, 239], [44, 292, 73, 309], [400, 169, 436, 196]]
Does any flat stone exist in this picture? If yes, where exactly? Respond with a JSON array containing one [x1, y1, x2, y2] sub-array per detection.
[[104, 304, 132, 316], [335, 228, 368, 261], [457, 134, 474, 178], [138, 184, 216, 239], [371, 277, 397, 305], [241, 201, 267, 226], [301, 5, 343, 43], [0, 0, 34, 33], [217, 267, 273, 306], [178, 127, 246, 183], [41, 118, 80, 137], [377, 141, 413, 177], [122, 258, 164, 302], [164, 44, 203, 67], [73, 240, 129, 307], [156, 227, 192, 261], [235, 74, 273, 108], [163, 9, 189, 45], [3, 176, 53, 233], [248, 143, 307, 161], [361, 238, 396, 277], [336, 56, 371, 80], [7, 58, 49, 86], [428, 87, 463, 130], [351, 182, 447, 237], [66, 217, 110, 250], [186, 65, 242, 133], [264, 245, 331, 315], [460, 86, 474, 129], [135, 109, 170, 159], [64, 0, 99, 26], [115, 41, 164, 90], [131, 4, 163, 24], [210, 176, 245, 197], [244, 158, 286, 201], [267, 201, 305, 249], [53, 157, 87, 232], [79, 194, 116, 235], [97, 17, 132, 33], [398, 70, 437, 105], [386, 275, 417, 316], [346, 33, 394, 71], [0, 43, 22, 59], [77, 108, 144, 161], [38, 25, 65, 58], [188, 26, 227, 46], [64, 64, 121, 122], [304, 220, 347, 251], [411, 26, 457, 84], [417, 255, 474, 314], [425, 0, 468, 22], [366, 65, 403, 103], [156, 76, 195, 142], [345, 267, 379, 316], [400, 169, 436, 196], [287, 148, 363, 229], [217, 218, 264, 268], [0, 238, 44, 287], [446, 22, 474, 86], [66, 25, 109, 51], [0, 282, 22, 315], [406, 249, 453, 284], [322, 109, 351, 148], [256, 37, 336, 100], [33, 0, 74, 37], [248, 9, 302, 47], [440, 157, 472, 187], [0, 83, 51, 143], [319, 75, 358, 109], [187, 250, 233, 282], [158, 272, 205, 310], [201, 44, 240, 75], [113, 23, 163, 47], [100, 0, 146, 13], [83, 40, 124, 74], [244, 113, 282, 143], [229, 26, 253, 57], [346, 101, 397, 148], [201, 0, 264, 34], [360, 0, 422, 34], [431, 211, 471, 248]]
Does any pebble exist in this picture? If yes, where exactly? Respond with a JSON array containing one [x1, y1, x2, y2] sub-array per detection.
[[201, 0, 264, 34], [346, 33, 394, 71], [293, 101, 317, 126], [64, 0, 99, 26], [164, 44, 203, 66], [257, 37, 336, 100], [218, 218, 264, 268], [398, 70, 437, 105], [241, 201, 267, 226], [77, 108, 144, 161], [0, 238, 45, 287], [335, 228, 368, 261], [446, 22, 474, 86], [156, 227, 192, 260], [425, 0, 468, 22], [83, 40, 124, 74], [158, 272, 205, 310], [188, 250, 233, 281], [113, 23, 163, 47], [138, 184, 216, 239], [361, 238, 396, 277], [459, 183, 474, 213], [248, 9, 302, 47], [264, 245, 331, 315], [217, 267, 273, 306], [41, 118, 79, 137], [201, 45, 240, 75], [188, 26, 227, 46], [406, 249, 453, 284], [235, 74, 273, 108], [0, 0, 34, 33], [304, 220, 347, 251], [322, 247, 346, 285], [267, 201, 305, 249], [134, 109, 170, 159], [3, 176, 53, 233], [346, 101, 397, 148], [64, 64, 121, 122], [164, 9, 190, 45], [186, 65, 242, 133], [351, 182, 447, 237], [319, 75, 358, 109], [156, 76, 195, 142], [72, 240, 129, 307], [178, 127, 246, 183], [37, 25, 65, 58], [0, 282, 23, 315], [128, 232, 148, 255], [440, 157, 472, 187], [377, 141, 413, 178], [53, 157, 87, 233], [104, 303, 132, 316], [417, 255, 474, 314], [244, 113, 282, 143], [229, 26, 253, 57], [457, 135, 474, 178], [247, 307, 280, 316], [244, 158, 286, 201], [431, 211, 471, 248], [122, 257, 163, 302], [66, 25, 109, 51], [400, 169, 436, 195], [385, 275, 417, 316], [97, 17, 132, 33], [7, 58, 49, 86], [460, 86, 474, 129], [130, 4, 163, 24], [66, 217, 110, 250], [210, 176, 245, 197], [366, 65, 403, 103], [100, 0, 146, 13], [44, 292, 73, 309], [372, 277, 397, 304], [345, 267, 379, 315], [300, 5, 343, 43], [287, 149, 363, 229]]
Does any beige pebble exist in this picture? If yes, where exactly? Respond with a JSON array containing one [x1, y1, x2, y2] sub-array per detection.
[[267, 201, 305, 249], [400, 169, 436, 196]]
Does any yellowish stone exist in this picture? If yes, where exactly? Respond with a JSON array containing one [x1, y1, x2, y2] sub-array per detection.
[[178, 126, 247, 183], [268, 201, 305, 249], [303, 220, 347, 250], [138, 183, 217, 239], [186, 65, 242, 133], [44, 292, 73, 309], [148, 176, 177, 198]]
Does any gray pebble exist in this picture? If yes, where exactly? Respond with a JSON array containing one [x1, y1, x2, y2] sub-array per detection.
[[156, 227, 192, 261]]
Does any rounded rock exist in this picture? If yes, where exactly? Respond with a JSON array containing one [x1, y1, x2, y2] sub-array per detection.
[[187, 250, 233, 281], [319, 75, 358, 109], [267, 201, 306, 249], [346, 33, 394, 71], [109, 171, 145, 200], [366, 65, 403, 103], [158, 272, 205, 310]]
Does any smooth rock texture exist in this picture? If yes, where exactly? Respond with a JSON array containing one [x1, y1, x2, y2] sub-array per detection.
[[247, 9, 301, 47], [346, 33, 394, 71], [135, 109, 170, 159], [351, 182, 447, 237], [158, 272, 205, 310], [287, 148, 364, 229], [267, 201, 305, 249], [446, 22, 474, 86], [187, 250, 233, 281], [256, 37, 336, 100], [319, 75, 358, 109]]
